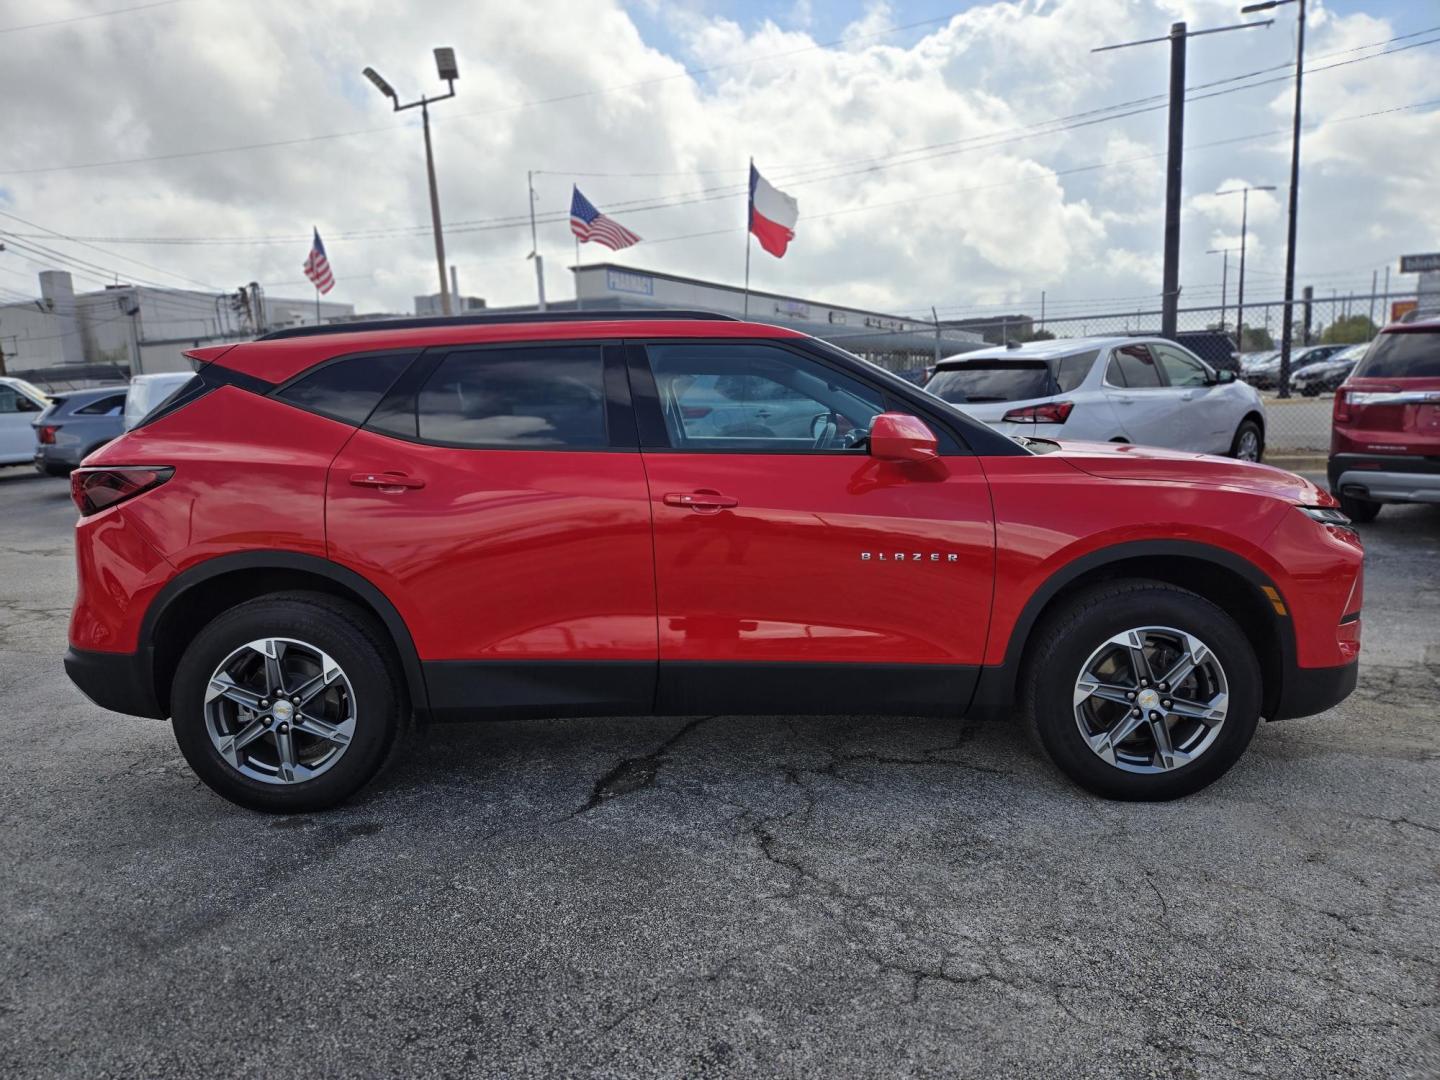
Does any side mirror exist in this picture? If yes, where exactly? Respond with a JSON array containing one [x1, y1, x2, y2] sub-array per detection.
[[869, 412, 938, 463], [1215, 369, 1237, 384]]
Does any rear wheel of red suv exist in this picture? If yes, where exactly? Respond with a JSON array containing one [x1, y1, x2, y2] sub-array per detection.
[[1021, 581, 1261, 800], [170, 592, 407, 812], [1336, 493, 1381, 523]]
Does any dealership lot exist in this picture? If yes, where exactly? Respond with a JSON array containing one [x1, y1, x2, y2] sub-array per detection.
[[1, 467, 1436, 1078]]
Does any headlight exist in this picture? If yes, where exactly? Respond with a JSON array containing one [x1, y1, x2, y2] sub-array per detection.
[[1296, 505, 1352, 527]]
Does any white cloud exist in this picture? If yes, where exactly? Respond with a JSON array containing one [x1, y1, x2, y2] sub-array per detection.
[[0, 0, 1433, 321]]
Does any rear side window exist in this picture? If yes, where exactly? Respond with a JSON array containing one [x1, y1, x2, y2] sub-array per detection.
[[1107, 345, 1164, 388], [1353, 332, 1440, 378], [415, 346, 607, 448], [74, 393, 127, 417], [277, 352, 414, 425], [928, 363, 1052, 404], [1054, 350, 1099, 392]]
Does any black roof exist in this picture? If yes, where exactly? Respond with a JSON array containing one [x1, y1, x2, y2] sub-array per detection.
[[258, 309, 740, 342]]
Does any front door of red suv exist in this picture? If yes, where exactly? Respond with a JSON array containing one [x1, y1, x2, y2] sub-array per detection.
[[632, 340, 995, 716], [326, 342, 658, 718]]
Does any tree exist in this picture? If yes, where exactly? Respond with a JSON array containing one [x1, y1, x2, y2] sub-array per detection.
[[1320, 314, 1377, 345], [1239, 324, 1273, 351], [1017, 328, 1055, 342]]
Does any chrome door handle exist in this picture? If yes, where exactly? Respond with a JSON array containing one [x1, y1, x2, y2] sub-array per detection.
[[349, 471, 425, 492], [663, 491, 739, 512]]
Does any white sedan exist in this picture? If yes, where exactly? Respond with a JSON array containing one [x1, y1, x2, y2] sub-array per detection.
[[925, 336, 1267, 460]]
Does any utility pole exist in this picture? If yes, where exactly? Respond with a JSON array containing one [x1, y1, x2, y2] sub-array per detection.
[[1040, 290, 1046, 333], [1215, 184, 1276, 352], [931, 305, 941, 364], [1382, 265, 1390, 325], [1243, 0, 1304, 396], [1207, 247, 1238, 335], [1302, 285, 1313, 345], [1094, 16, 1271, 339], [363, 49, 459, 317], [527, 170, 546, 312]]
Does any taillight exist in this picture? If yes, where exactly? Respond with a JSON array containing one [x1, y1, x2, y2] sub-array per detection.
[[38, 425, 58, 445], [70, 467, 174, 516], [1333, 389, 1351, 423], [1002, 401, 1074, 424]]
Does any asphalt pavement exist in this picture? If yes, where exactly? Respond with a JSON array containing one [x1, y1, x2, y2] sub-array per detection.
[[1, 466, 1436, 1079]]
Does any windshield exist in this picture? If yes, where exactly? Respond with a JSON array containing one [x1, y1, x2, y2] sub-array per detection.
[[927, 363, 1052, 404], [9, 378, 51, 404], [1353, 330, 1440, 379]]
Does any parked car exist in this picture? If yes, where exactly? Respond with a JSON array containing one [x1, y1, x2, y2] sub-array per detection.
[[925, 336, 1266, 460], [64, 312, 1361, 811], [1171, 330, 1241, 374], [1244, 344, 1350, 390], [31, 386, 128, 476], [1291, 343, 1366, 397], [0, 376, 52, 465], [123, 371, 195, 431], [1328, 317, 1440, 522]]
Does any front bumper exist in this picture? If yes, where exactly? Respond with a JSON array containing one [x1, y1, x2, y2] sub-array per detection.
[[1272, 659, 1359, 721], [1329, 453, 1440, 505], [64, 646, 165, 719]]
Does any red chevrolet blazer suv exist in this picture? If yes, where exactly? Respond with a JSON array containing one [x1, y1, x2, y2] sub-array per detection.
[[63, 312, 1363, 811]]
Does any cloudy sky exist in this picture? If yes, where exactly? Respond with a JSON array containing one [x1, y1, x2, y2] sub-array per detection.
[[0, 0, 1435, 325]]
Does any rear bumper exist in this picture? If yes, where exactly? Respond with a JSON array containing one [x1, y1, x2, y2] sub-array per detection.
[[64, 646, 165, 719], [1271, 660, 1358, 721], [1329, 453, 1440, 504]]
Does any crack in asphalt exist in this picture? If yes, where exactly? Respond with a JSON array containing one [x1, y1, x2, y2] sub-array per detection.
[[570, 715, 717, 817]]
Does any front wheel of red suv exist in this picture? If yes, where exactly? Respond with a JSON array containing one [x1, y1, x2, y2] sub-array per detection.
[[1020, 581, 1261, 800], [170, 592, 407, 812]]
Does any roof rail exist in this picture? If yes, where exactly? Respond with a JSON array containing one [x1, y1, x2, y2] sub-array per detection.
[[256, 309, 742, 341]]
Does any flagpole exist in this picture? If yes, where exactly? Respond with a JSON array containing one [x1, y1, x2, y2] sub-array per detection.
[[528, 169, 546, 312], [314, 283, 321, 325], [743, 157, 753, 318], [574, 235, 582, 311]]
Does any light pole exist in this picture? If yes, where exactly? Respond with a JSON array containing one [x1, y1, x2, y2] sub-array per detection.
[[1214, 184, 1276, 352], [1242, 0, 1304, 396], [1093, 17, 1271, 338], [1206, 247, 1240, 336], [364, 48, 459, 317]]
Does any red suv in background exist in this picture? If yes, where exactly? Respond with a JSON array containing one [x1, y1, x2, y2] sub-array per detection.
[[1329, 316, 1440, 521], [64, 312, 1363, 811]]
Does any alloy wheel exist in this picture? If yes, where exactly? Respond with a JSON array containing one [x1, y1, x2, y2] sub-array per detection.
[[1072, 626, 1229, 774], [1236, 430, 1261, 461], [204, 637, 357, 785]]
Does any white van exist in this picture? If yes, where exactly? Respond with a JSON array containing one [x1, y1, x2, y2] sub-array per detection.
[[123, 372, 195, 432]]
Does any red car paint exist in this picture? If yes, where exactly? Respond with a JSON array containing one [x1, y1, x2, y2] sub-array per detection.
[[66, 316, 1361, 732]]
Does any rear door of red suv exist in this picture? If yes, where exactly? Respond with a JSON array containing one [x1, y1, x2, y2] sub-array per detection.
[[325, 339, 658, 719], [628, 338, 995, 716], [1332, 323, 1440, 495]]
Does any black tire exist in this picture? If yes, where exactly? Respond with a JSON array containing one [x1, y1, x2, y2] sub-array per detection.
[[1337, 493, 1381, 523], [1019, 580, 1262, 801], [41, 462, 72, 477], [1228, 418, 1264, 462], [170, 591, 408, 812], [1301, 386, 1319, 397]]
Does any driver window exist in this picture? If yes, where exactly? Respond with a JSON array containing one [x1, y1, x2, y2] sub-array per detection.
[[0, 386, 18, 414], [645, 343, 883, 451], [1151, 344, 1210, 388]]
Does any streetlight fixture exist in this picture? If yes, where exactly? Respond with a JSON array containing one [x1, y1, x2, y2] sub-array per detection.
[[1241, 0, 1305, 396], [362, 48, 459, 316], [1214, 184, 1276, 352]]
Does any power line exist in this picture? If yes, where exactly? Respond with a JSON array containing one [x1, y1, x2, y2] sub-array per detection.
[[0, 0, 191, 35], [0, 10, 963, 177], [21, 26, 1435, 253]]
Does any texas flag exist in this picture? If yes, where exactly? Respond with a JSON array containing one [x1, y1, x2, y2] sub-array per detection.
[[748, 163, 798, 258]]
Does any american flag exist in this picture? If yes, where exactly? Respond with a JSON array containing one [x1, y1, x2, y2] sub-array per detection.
[[569, 186, 641, 250], [303, 228, 334, 293]]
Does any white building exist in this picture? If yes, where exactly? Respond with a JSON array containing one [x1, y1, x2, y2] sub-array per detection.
[[0, 271, 353, 387], [496, 263, 985, 369]]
